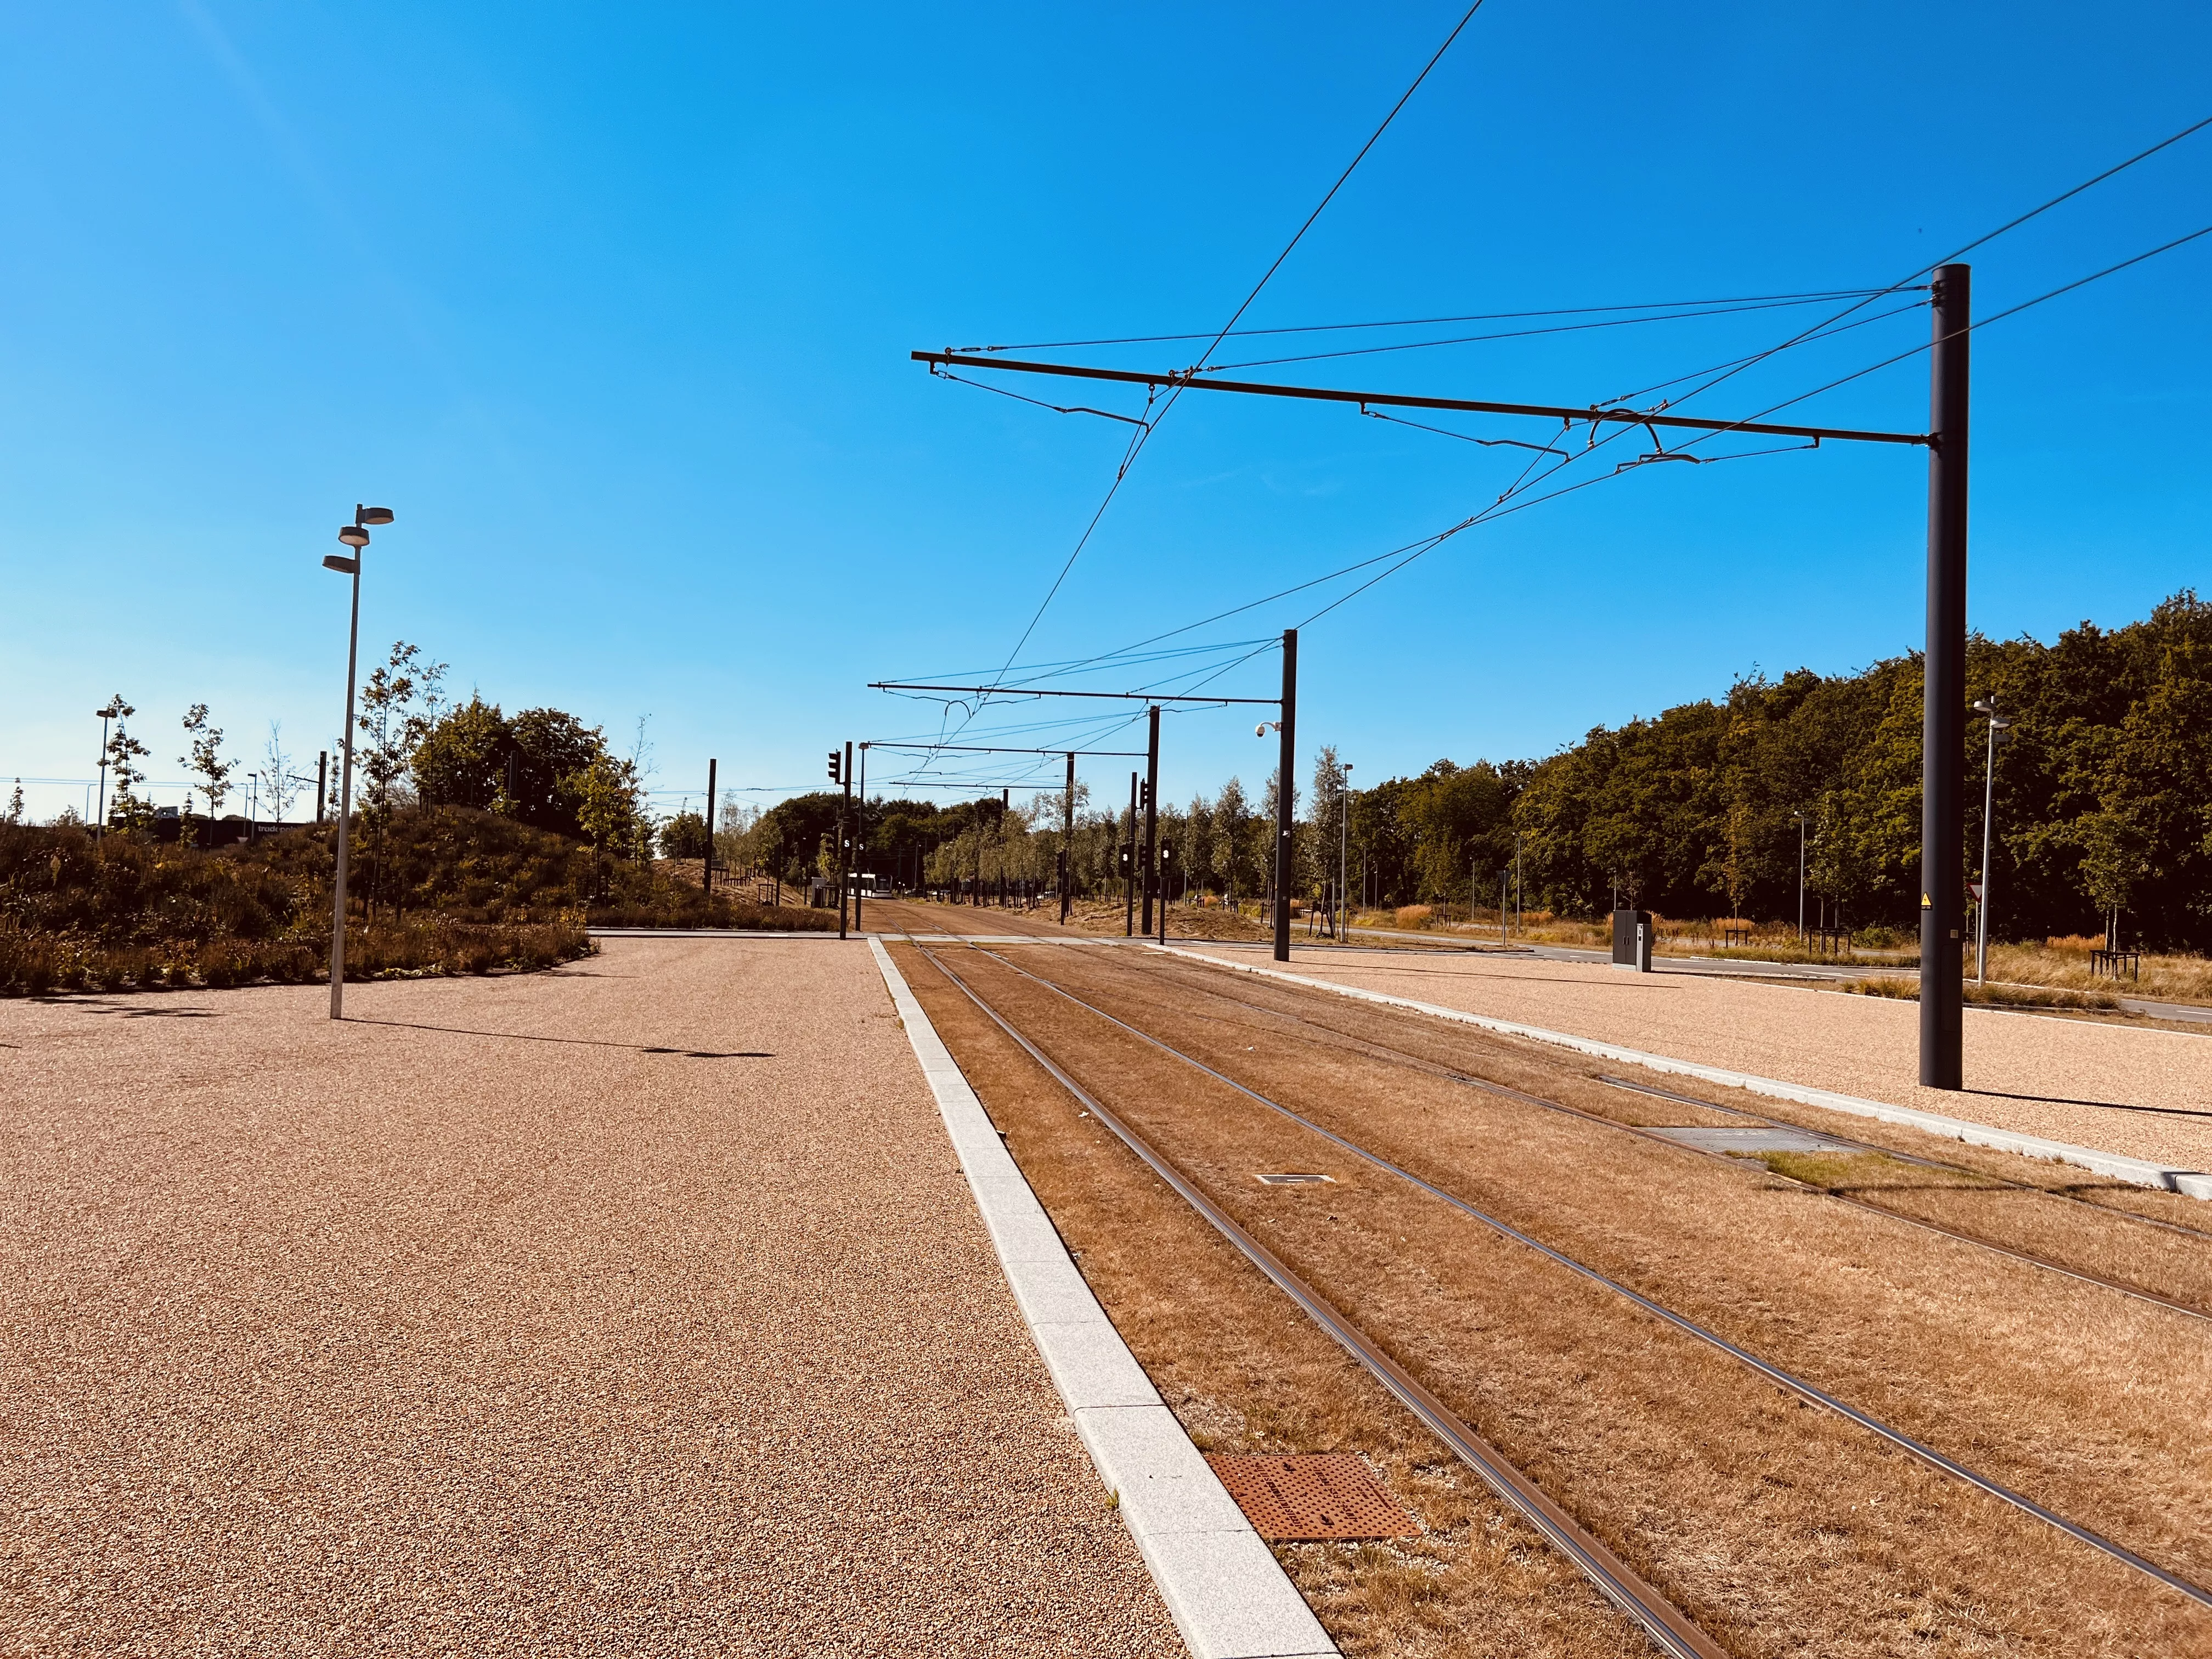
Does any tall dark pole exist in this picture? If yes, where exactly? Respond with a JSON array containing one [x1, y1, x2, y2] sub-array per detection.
[[1273, 628, 1297, 963], [1141, 704, 1160, 936], [1921, 264, 1970, 1088], [703, 758, 717, 896], [1060, 751, 1075, 924], [329, 532, 364, 1019], [315, 751, 328, 825], [854, 746, 867, 932], [838, 740, 852, 940], [1125, 772, 1138, 936]]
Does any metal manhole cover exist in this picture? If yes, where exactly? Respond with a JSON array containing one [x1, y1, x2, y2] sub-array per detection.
[[1645, 1125, 1851, 1155], [1205, 1453, 1419, 1541], [1255, 1172, 1334, 1186]]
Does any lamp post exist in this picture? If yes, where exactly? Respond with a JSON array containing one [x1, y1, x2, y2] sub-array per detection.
[[1971, 698, 2012, 983], [323, 504, 392, 1020], [1338, 763, 1352, 941], [1792, 811, 1809, 943], [92, 696, 130, 838]]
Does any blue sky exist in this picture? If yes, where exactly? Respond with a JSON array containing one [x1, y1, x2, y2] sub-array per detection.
[[2, 2, 2206, 823]]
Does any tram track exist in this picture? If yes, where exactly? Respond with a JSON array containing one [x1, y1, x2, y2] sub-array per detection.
[[1096, 960, 2212, 1322], [915, 940, 1729, 1659], [933, 938, 2212, 1617]]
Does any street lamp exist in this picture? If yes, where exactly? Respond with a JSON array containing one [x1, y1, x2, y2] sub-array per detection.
[[324, 504, 392, 1019], [1338, 762, 1352, 942], [1791, 810, 1809, 943], [92, 696, 131, 838], [1971, 697, 2013, 983]]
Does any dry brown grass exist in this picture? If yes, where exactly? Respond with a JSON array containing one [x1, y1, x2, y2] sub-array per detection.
[[942, 943, 2212, 1655], [1842, 975, 2127, 1012], [1990, 941, 2212, 1005]]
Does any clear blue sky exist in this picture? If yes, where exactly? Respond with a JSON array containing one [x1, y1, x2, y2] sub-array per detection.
[[3, 2, 2206, 823]]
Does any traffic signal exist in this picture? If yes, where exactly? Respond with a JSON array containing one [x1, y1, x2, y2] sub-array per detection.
[[1139, 779, 1150, 809], [1117, 842, 1132, 876], [826, 751, 842, 782]]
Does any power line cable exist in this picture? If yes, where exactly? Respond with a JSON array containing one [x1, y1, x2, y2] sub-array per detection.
[[976, 0, 1489, 704], [1652, 111, 2212, 419], [1672, 221, 2212, 450], [1066, 119, 2212, 657], [1202, 292, 1878, 374], [957, 289, 1893, 354]]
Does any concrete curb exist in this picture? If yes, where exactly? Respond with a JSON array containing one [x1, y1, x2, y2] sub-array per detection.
[[1153, 944, 2212, 1204], [870, 938, 1338, 1659]]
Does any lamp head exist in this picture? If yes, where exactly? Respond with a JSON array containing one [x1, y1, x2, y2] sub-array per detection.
[[1972, 697, 1996, 714], [338, 523, 370, 549], [323, 554, 360, 574], [356, 505, 394, 526]]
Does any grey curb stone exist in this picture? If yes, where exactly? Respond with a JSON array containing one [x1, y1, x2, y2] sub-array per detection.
[[871, 939, 1339, 1659], [1154, 943, 2212, 1203]]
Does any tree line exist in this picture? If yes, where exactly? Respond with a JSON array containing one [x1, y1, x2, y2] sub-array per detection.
[[738, 591, 2209, 950]]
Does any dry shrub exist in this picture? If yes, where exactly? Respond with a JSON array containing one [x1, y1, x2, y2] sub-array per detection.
[[1841, 975, 2122, 1012], [1394, 905, 1434, 928]]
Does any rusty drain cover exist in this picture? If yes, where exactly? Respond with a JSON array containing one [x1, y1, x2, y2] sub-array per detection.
[[1205, 1453, 1419, 1541]]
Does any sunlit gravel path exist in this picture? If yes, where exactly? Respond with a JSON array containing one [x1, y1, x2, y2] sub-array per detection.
[[0, 938, 1177, 1657], [1178, 942, 2212, 1173]]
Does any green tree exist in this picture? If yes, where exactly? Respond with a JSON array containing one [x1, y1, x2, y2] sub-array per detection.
[[569, 751, 645, 895], [103, 715, 153, 831], [659, 810, 710, 859], [354, 643, 448, 917], [178, 704, 236, 826]]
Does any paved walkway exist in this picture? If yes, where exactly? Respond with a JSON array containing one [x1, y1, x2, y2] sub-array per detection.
[[1182, 942, 2212, 1175], [0, 939, 1178, 1657]]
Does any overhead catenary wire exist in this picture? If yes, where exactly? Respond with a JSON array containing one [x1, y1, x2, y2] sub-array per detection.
[[905, 113, 2212, 743], [1201, 291, 1897, 374], [970, 0, 1489, 717], [1670, 221, 2212, 450], [956, 287, 1898, 354], [1634, 111, 2212, 426]]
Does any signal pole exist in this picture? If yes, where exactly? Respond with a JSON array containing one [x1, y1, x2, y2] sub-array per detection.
[[1141, 704, 1160, 936], [1273, 628, 1297, 963], [1061, 751, 1075, 924], [1921, 264, 1970, 1088]]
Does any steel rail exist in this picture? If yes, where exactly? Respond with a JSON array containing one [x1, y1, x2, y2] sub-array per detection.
[[1141, 974, 2212, 1323], [912, 351, 1933, 447], [907, 941, 1728, 1659], [961, 944, 2212, 1612]]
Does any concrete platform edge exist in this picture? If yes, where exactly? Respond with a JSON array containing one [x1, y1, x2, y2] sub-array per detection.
[[870, 938, 1338, 1659], [1154, 944, 2211, 1201]]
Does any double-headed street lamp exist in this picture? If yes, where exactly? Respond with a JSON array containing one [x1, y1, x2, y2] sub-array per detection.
[[323, 504, 394, 1019], [1971, 697, 2013, 983]]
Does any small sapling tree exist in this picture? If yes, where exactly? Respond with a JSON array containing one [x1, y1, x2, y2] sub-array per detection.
[[179, 704, 236, 832], [258, 722, 298, 826]]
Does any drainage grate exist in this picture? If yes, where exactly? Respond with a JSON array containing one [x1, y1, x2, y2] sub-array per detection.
[[1206, 1453, 1420, 1541], [1645, 1125, 1853, 1155], [1255, 1172, 1334, 1186]]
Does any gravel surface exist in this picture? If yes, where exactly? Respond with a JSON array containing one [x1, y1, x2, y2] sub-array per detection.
[[0, 940, 1180, 1657], [1178, 944, 2212, 1173]]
